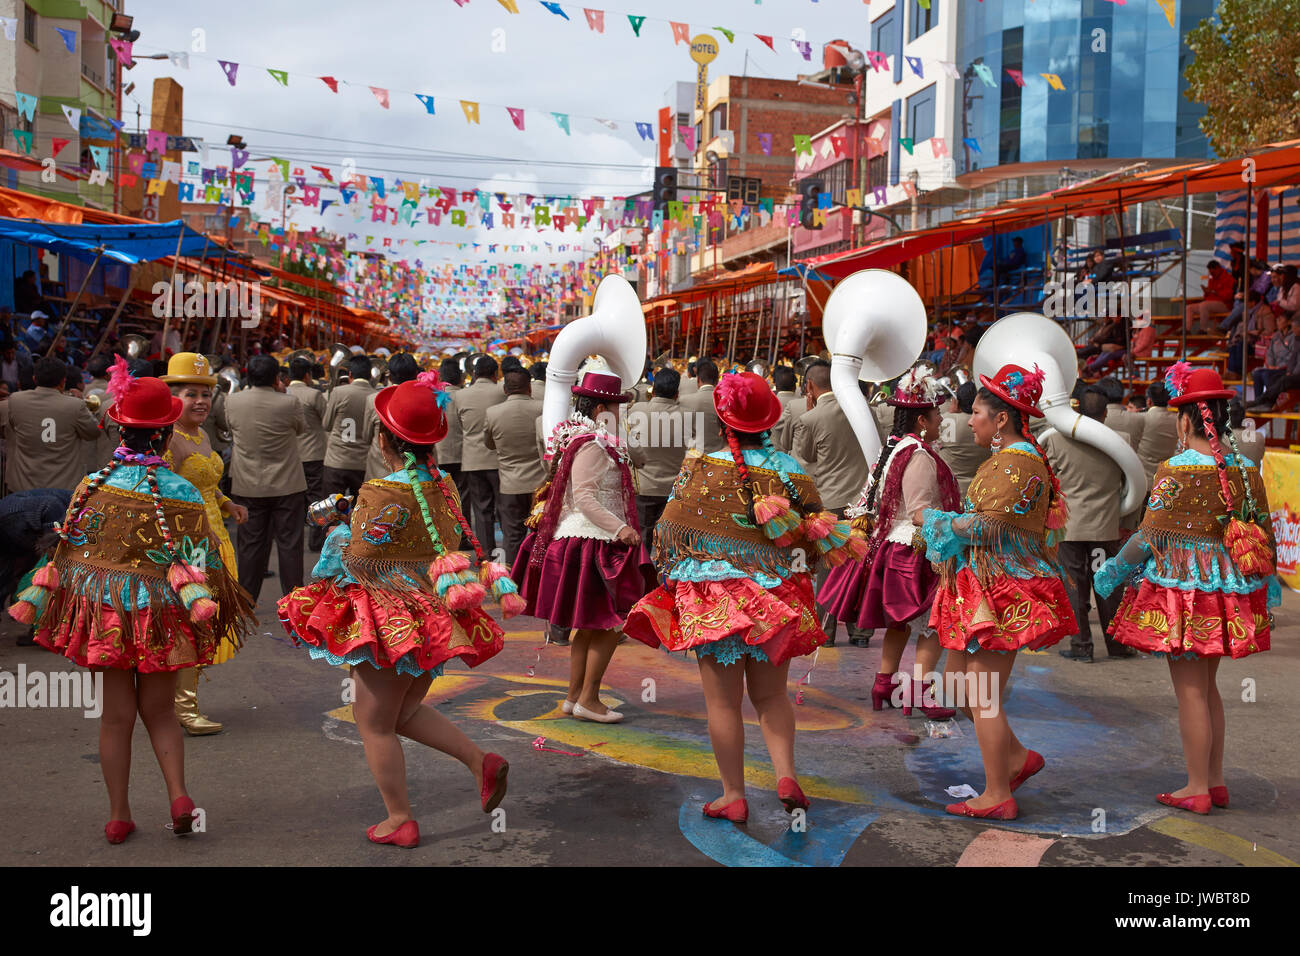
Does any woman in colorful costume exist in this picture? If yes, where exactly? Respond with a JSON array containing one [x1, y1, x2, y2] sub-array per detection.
[[1096, 364, 1278, 815], [821, 366, 959, 719], [161, 351, 249, 735], [278, 372, 518, 848], [920, 364, 1077, 820], [512, 370, 653, 724], [625, 372, 866, 824], [8, 358, 256, 844]]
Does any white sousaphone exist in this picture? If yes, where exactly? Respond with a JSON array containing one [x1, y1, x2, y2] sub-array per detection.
[[542, 274, 647, 436], [823, 269, 930, 465], [972, 312, 1147, 514]]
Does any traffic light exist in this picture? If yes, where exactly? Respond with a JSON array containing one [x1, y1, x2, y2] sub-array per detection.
[[798, 177, 824, 229], [653, 166, 678, 211]]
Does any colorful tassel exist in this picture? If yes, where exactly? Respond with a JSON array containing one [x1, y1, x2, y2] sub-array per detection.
[[1224, 517, 1274, 577], [813, 520, 853, 554], [177, 581, 213, 609], [802, 510, 836, 541], [1045, 495, 1069, 531], [8, 599, 38, 625], [753, 494, 791, 524], [167, 561, 206, 589], [444, 581, 486, 611], [430, 552, 472, 579], [850, 513, 872, 536], [12, 584, 51, 620], [499, 591, 526, 619], [189, 597, 219, 622], [478, 562, 511, 586], [32, 562, 59, 589], [755, 494, 801, 545]]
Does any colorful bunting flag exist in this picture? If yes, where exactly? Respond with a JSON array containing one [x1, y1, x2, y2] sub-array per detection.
[[60, 105, 80, 130], [553, 112, 571, 135], [55, 27, 76, 52], [963, 137, 981, 153], [146, 129, 168, 152], [169, 51, 189, 69], [792, 134, 812, 156], [972, 63, 996, 87], [931, 137, 949, 157], [757, 132, 773, 156], [678, 125, 695, 150], [584, 9, 604, 32], [866, 50, 889, 72], [12, 130, 32, 154], [905, 56, 924, 78], [461, 100, 481, 124], [50, 138, 69, 157], [14, 92, 36, 122], [635, 122, 653, 141], [755, 34, 774, 51], [540, 2, 568, 18], [370, 86, 390, 108], [268, 69, 289, 86], [1041, 72, 1066, 91], [628, 15, 645, 36], [714, 27, 734, 43], [497, 0, 520, 11], [1157, 0, 1177, 28], [320, 76, 339, 92], [109, 38, 133, 66], [900, 137, 914, 155], [0, 17, 15, 41], [416, 94, 436, 114], [939, 61, 962, 79], [1005, 68, 1025, 87], [219, 60, 239, 85], [670, 22, 689, 45]]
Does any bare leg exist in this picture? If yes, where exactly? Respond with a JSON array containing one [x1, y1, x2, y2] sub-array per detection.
[[395, 674, 486, 789], [878, 627, 910, 675], [567, 629, 593, 704], [745, 658, 796, 781], [914, 630, 944, 677], [576, 628, 620, 714], [99, 669, 137, 823], [136, 671, 187, 803], [965, 649, 1019, 809], [943, 647, 974, 721], [352, 664, 415, 836], [1207, 657, 1225, 789], [1167, 656, 1213, 797], [697, 654, 747, 804]]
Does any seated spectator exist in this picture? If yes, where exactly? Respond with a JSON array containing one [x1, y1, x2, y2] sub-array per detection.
[[0, 336, 34, 392], [1185, 260, 1235, 334], [1252, 312, 1300, 400], [13, 270, 53, 315]]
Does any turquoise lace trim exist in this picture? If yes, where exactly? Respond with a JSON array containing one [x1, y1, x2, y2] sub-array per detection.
[[312, 522, 355, 583], [306, 643, 445, 678], [1006, 441, 1038, 456], [693, 634, 772, 666], [921, 508, 1057, 579], [668, 557, 784, 588], [704, 447, 806, 475], [1168, 449, 1246, 468]]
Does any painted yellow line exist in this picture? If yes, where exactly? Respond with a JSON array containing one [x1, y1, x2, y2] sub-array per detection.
[[1149, 815, 1299, 866]]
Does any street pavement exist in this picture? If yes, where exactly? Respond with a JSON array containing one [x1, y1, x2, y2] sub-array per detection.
[[2, 555, 1297, 868]]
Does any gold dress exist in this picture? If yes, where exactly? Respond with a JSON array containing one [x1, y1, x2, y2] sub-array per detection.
[[168, 442, 239, 665]]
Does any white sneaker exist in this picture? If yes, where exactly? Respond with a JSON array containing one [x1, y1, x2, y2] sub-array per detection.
[[572, 702, 624, 723]]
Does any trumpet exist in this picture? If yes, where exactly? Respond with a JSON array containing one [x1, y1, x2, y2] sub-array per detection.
[[307, 493, 354, 528], [84, 387, 107, 414]]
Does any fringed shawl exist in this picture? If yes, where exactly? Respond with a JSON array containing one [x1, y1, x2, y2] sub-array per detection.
[[342, 478, 463, 595]]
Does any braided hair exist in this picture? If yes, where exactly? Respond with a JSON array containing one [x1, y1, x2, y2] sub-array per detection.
[[379, 424, 449, 557], [864, 405, 925, 514], [1180, 398, 1238, 513], [976, 387, 1063, 513], [57, 425, 181, 561]]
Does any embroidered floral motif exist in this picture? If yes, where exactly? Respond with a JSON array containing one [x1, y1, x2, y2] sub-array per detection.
[[1013, 475, 1044, 515], [65, 508, 105, 547], [1148, 474, 1179, 511], [362, 503, 410, 545]]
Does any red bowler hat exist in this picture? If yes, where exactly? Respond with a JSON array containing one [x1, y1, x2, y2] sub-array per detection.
[[374, 378, 449, 445], [572, 371, 630, 403], [714, 371, 783, 433], [1165, 361, 1235, 406], [108, 377, 183, 427], [978, 363, 1045, 418]]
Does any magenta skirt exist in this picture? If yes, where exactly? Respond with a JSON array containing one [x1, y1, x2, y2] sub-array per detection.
[[819, 541, 938, 631], [512, 532, 656, 631]]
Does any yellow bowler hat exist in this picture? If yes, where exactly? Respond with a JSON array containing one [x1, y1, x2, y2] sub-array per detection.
[[160, 352, 218, 386]]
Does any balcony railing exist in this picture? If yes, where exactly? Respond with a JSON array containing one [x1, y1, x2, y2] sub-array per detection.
[[81, 61, 103, 87]]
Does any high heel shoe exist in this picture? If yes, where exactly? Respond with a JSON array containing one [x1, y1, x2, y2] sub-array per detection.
[[870, 672, 900, 711], [901, 675, 956, 719], [702, 797, 748, 824], [1010, 750, 1045, 792], [777, 777, 810, 813], [366, 820, 419, 848], [945, 797, 1018, 820], [480, 753, 509, 813], [1210, 786, 1229, 809], [104, 820, 135, 845], [1157, 792, 1211, 815], [169, 796, 195, 835], [572, 702, 624, 723]]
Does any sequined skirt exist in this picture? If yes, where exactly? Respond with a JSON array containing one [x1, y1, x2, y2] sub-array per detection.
[[931, 567, 1077, 653], [1108, 580, 1271, 660]]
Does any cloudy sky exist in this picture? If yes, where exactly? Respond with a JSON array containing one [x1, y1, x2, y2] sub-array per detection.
[[125, 0, 873, 264]]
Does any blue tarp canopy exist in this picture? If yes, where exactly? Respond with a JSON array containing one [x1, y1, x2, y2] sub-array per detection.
[[0, 217, 236, 265], [777, 263, 831, 282]]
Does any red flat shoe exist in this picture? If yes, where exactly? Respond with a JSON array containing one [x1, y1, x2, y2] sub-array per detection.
[[104, 820, 135, 845], [777, 777, 810, 813], [702, 797, 749, 824], [366, 820, 419, 848], [945, 797, 1018, 820], [1157, 792, 1211, 815], [1210, 786, 1229, 809], [480, 753, 509, 813], [169, 796, 195, 835], [1010, 750, 1045, 792]]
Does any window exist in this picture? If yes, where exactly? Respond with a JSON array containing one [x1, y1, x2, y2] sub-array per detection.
[[821, 159, 850, 205], [868, 153, 889, 192], [23, 4, 36, 46], [676, 111, 689, 129], [907, 84, 936, 143], [871, 11, 895, 55], [908, 0, 938, 42], [709, 103, 727, 134]]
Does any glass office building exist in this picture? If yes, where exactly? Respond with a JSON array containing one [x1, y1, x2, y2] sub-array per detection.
[[954, 0, 1217, 175]]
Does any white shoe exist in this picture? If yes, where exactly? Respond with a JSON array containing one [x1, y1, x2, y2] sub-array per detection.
[[561, 699, 575, 715], [572, 702, 624, 723]]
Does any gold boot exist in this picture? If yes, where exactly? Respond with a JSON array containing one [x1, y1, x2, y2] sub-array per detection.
[[175, 666, 223, 736]]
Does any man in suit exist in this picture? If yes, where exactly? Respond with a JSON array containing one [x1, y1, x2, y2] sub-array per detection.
[[1041, 388, 1130, 663], [937, 381, 989, 496], [454, 355, 506, 551], [287, 356, 328, 549], [1097, 376, 1143, 450], [1231, 399, 1267, 466], [627, 367, 689, 536], [528, 361, 547, 400], [679, 360, 699, 397], [678, 358, 723, 454], [226, 354, 307, 601], [793, 362, 870, 646], [1137, 381, 1179, 485], [321, 355, 377, 498], [0, 356, 99, 493], [484, 368, 545, 565], [771, 365, 802, 453]]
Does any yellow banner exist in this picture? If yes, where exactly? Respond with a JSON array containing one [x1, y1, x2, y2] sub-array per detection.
[[1262, 450, 1300, 591]]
